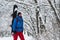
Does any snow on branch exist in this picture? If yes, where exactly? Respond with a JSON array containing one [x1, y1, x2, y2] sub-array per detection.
[[24, 20, 33, 30], [14, 1, 34, 7], [47, 0, 60, 22]]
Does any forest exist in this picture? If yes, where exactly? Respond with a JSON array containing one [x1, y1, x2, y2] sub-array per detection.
[[0, 0, 60, 40]]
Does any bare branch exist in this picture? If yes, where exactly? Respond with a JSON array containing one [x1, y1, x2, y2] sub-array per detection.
[[14, 1, 33, 7], [47, 0, 60, 23], [34, 0, 37, 3]]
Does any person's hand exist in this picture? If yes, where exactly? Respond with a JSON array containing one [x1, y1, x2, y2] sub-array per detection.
[[11, 31, 16, 35], [11, 32, 14, 35]]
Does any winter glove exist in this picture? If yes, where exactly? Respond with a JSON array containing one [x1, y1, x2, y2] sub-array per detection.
[[11, 31, 16, 35]]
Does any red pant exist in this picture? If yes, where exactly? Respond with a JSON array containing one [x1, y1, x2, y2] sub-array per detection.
[[13, 32, 25, 40]]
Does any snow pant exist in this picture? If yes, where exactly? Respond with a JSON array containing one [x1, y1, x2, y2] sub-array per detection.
[[13, 32, 25, 40]]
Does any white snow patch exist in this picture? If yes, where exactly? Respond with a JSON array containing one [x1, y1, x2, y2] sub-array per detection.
[[0, 34, 35, 40]]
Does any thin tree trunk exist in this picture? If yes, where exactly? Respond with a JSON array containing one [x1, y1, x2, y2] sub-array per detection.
[[34, 0, 39, 34], [47, 0, 60, 40]]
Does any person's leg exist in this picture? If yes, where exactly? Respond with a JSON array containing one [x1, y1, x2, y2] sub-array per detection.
[[19, 32, 25, 40], [13, 32, 18, 40]]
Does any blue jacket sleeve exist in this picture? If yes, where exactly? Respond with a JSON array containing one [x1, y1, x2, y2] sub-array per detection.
[[22, 18, 23, 27], [12, 18, 17, 32], [21, 18, 23, 31]]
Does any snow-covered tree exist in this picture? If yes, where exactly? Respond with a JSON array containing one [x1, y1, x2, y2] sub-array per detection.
[[0, 0, 60, 40]]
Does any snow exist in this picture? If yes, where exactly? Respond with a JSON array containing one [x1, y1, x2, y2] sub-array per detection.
[[0, 0, 60, 40], [0, 34, 35, 40]]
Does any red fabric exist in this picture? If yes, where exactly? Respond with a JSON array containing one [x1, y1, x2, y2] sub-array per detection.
[[13, 32, 25, 40]]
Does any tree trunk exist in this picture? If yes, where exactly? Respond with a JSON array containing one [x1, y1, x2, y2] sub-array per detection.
[[47, 0, 60, 40]]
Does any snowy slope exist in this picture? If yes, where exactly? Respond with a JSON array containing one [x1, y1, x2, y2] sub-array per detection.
[[0, 34, 36, 40]]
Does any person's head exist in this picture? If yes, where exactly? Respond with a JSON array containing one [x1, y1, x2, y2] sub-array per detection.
[[18, 12, 22, 17]]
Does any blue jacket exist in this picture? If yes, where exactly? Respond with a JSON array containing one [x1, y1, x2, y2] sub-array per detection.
[[12, 16, 23, 32]]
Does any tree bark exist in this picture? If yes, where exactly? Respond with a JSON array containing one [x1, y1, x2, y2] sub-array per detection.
[[34, 0, 39, 34]]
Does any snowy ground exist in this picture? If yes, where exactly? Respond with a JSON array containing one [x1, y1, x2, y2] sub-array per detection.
[[0, 34, 36, 40]]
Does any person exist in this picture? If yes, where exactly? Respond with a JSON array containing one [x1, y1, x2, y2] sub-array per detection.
[[12, 12, 25, 40]]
